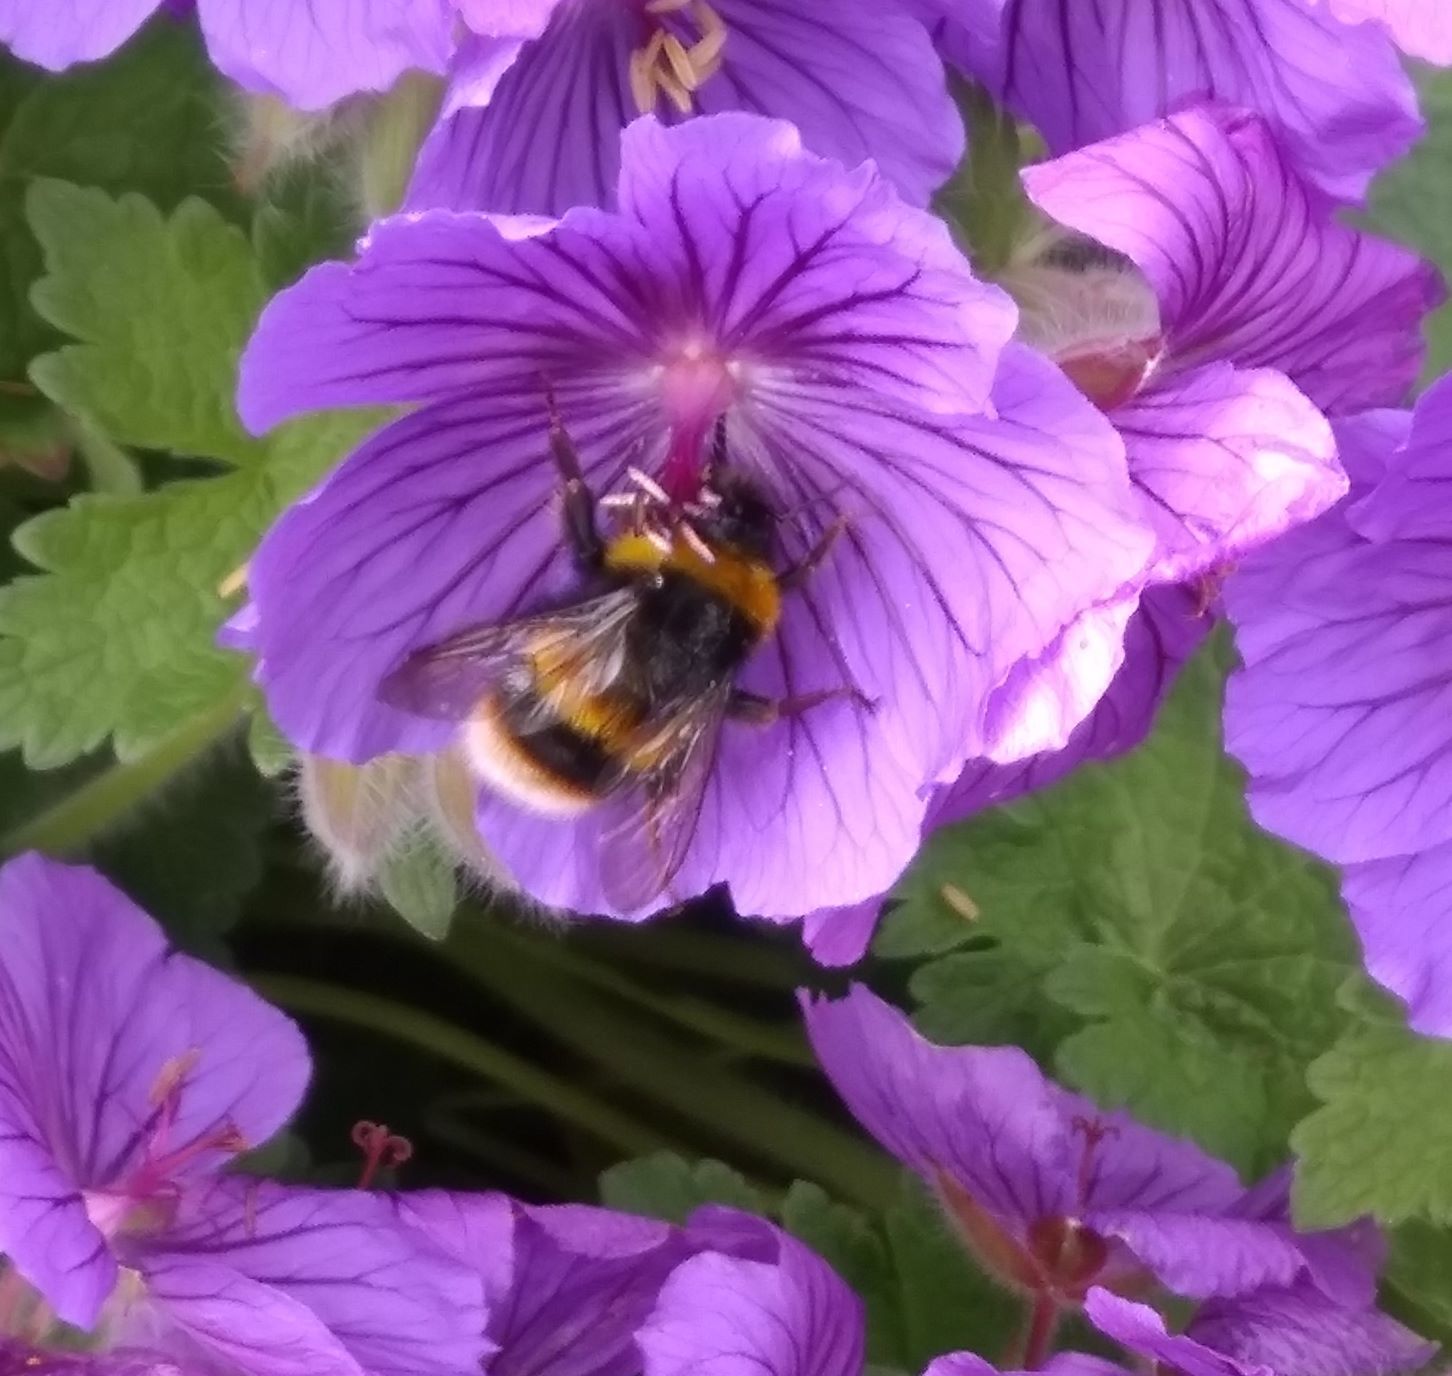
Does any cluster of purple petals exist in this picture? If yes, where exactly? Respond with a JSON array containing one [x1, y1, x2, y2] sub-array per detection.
[[1225, 377, 1452, 1035]]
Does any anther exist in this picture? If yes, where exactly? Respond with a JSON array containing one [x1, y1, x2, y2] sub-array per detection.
[[351, 1120, 414, 1189], [629, 0, 728, 116]]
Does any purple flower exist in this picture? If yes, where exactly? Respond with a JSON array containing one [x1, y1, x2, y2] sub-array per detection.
[[395, 1191, 689, 1376], [934, 101, 1435, 819], [801, 986, 1331, 1307], [1224, 379, 1452, 1034], [232, 113, 1150, 933], [407, 0, 962, 215], [920, 0, 1420, 201], [0, 853, 484, 1376], [1327, 0, 1452, 62], [636, 1207, 864, 1376], [0, 1344, 196, 1375], [0, 0, 455, 109], [1085, 1282, 1434, 1376]]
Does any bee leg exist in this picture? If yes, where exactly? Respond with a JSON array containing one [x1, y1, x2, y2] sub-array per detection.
[[545, 386, 604, 572], [778, 518, 848, 591], [728, 685, 877, 725]]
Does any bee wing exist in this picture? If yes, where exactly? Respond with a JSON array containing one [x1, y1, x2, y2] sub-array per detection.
[[380, 590, 638, 721], [596, 682, 732, 914]]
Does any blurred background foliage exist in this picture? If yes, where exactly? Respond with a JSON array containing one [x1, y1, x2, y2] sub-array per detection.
[[3, 23, 1452, 1362]]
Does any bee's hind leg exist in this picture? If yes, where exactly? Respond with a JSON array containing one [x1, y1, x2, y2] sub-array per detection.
[[545, 383, 604, 572], [728, 684, 877, 725]]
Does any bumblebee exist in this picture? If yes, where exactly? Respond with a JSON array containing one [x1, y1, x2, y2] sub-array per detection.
[[381, 408, 858, 908]]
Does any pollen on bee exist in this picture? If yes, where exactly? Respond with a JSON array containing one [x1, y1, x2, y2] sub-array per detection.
[[629, 0, 728, 117]]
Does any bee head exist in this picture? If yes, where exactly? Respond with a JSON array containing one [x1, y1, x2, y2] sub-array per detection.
[[694, 471, 778, 561]]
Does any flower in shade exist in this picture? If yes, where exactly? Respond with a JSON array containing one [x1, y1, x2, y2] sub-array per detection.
[[396, 1191, 690, 1376], [934, 101, 1439, 824], [407, 0, 962, 216], [1224, 376, 1452, 1035], [0, 1344, 195, 1375], [231, 112, 1150, 939], [801, 986, 1342, 1311], [0, 852, 484, 1376], [917, 0, 1420, 201], [0, 0, 457, 109], [1324, 0, 1452, 63]]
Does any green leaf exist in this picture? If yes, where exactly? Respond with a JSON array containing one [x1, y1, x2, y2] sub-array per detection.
[[0, 181, 380, 768], [1292, 1016, 1452, 1228], [0, 22, 241, 381], [1382, 1221, 1452, 1346], [378, 830, 460, 941], [897, 641, 1356, 1176], [599, 1152, 766, 1224], [1363, 69, 1452, 385]]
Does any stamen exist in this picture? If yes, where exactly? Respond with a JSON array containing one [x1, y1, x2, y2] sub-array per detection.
[[628, 0, 729, 116], [351, 1120, 414, 1189], [217, 562, 249, 598], [1070, 1115, 1119, 1208]]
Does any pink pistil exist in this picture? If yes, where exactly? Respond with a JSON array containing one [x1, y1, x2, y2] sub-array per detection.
[[658, 347, 737, 499], [351, 1120, 413, 1189]]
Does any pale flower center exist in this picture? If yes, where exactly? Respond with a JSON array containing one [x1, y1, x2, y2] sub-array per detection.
[[628, 0, 728, 116], [655, 342, 738, 496]]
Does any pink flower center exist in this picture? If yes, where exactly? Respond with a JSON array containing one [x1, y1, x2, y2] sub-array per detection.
[[83, 1052, 247, 1242], [657, 344, 737, 498]]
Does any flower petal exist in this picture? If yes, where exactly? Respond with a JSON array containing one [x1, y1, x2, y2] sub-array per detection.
[[145, 1179, 487, 1376], [196, 0, 454, 110], [1116, 364, 1341, 585], [397, 1192, 685, 1376], [800, 984, 1078, 1225], [1021, 106, 1440, 412], [409, 0, 959, 215], [1329, 0, 1452, 62], [638, 1212, 863, 1376], [1190, 1282, 1437, 1376], [0, 0, 160, 68], [1349, 373, 1452, 542], [936, 585, 1208, 822], [1085, 1289, 1268, 1376], [944, 0, 1418, 201], [0, 855, 309, 1328]]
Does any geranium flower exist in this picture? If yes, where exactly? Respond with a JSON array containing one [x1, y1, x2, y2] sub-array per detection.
[[802, 986, 1338, 1308], [232, 113, 1150, 940], [0, 852, 484, 1376], [935, 102, 1438, 822], [915, 0, 1420, 200], [407, 0, 962, 214], [1323, 0, 1452, 62], [1224, 376, 1452, 1035]]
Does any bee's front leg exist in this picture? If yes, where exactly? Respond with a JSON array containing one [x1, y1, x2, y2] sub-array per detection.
[[778, 518, 848, 591], [727, 685, 877, 725], [545, 384, 604, 572]]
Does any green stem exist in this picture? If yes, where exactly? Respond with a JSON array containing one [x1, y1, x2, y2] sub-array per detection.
[[517, 932, 814, 1068], [1, 684, 250, 856], [448, 921, 899, 1208], [581, 924, 805, 990], [252, 972, 667, 1161]]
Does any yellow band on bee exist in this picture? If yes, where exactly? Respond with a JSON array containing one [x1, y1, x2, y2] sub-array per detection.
[[605, 533, 781, 632]]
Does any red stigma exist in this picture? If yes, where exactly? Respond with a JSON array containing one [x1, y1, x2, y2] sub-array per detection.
[[351, 1120, 413, 1189]]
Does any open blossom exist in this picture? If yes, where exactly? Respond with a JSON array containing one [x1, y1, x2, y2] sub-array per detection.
[[917, 0, 1419, 201], [802, 986, 1343, 1306], [936, 102, 1439, 821], [0, 0, 467, 109], [232, 112, 1149, 937], [1225, 378, 1452, 1035], [408, 0, 962, 214], [0, 853, 484, 1376], [396, 1192, 689, 1376]]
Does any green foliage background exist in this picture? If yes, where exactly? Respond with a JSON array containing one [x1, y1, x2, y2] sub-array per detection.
[[2, 22, 1452, 1364]]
